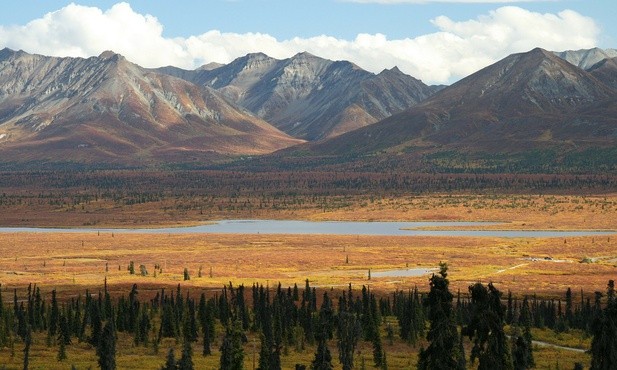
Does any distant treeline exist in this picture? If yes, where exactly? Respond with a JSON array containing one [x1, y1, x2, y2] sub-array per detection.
[[1, 266, 616, 369], [0, 170, 615, 197]]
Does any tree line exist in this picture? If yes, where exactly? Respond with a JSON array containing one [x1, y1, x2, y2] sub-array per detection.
[[0, 268, 615, 369]]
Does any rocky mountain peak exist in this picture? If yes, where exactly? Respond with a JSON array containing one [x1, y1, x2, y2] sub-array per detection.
[[198, 62, 224, 71], [98, 50, 126, 64], [0, 47, 16, 61], [155, 51, 437, 140], [554, 47, 617, 70]]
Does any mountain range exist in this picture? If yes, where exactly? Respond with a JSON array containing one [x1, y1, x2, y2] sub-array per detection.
[[269, 48, 617, 173], [153, 52, 438, 140], [0, 48, 304, 167], [0, 46, 616, 172]]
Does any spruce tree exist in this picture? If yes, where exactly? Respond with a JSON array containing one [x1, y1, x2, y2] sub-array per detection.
[[417, 263, 465, 370], [97, 320, 116, 370], [311, 329, 333, 370], [203, 322, 212, 356], [89, 303, 102, 347], [57, 313, 71, 361], [219, 320, 245, 370], [178, 336, 195, 370], [336, 311, 361, 370], [161, 348, 177, 370], [590, 280, 617, 369], [23, 325, 32, 370], [372, 330, 384, 368], [512, 296, 534, 370], [49, 289, 59, 337], [57, 340, 67, 361], [464, 282, 512, 370]]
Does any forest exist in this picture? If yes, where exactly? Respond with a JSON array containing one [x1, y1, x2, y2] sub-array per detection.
[[0, 264, 614, 369]]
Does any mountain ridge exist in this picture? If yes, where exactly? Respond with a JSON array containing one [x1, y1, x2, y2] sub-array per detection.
[[0, 47, 303, 167], [262, 47, 617, 173], [155, 51, 439, 140], [1, 46, 617, 172]]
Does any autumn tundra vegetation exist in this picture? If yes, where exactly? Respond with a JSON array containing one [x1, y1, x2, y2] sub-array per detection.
[[0, 170, 616, 369]]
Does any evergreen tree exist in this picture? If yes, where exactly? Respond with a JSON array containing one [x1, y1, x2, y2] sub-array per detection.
[[48, 289, 59, 339], [590, 280, 617, 369], [178, 336, 195, 370], [336, 311, 361, 370], [57, 340, 67, 361], [161, 348, 177, 370], [319, 292, 335, 340], [512, 296, 534, 370], [57, 313, 71, 361], [23, 325, 32, 370], [203, 322, 212, 356], [258, 332, 273, 370], [58, 314, 72, 345], [372, 328, 384, 368], [417, 263, 465, 370], [89, 303, 102, 347], [457, 331, 467, 370], [97, 320, 116, 370], [311, 329, 333, 370], [219, 320, 245, 370], [464, 282, 512, 370]]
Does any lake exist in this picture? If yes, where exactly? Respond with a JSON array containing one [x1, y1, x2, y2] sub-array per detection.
[[0, 220, 614, 238]]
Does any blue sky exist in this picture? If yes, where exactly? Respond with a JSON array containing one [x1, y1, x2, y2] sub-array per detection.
[[0, 1, 614, 84]]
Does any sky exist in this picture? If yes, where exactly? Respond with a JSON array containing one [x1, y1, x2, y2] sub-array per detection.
[[0, 0, 615, 84]]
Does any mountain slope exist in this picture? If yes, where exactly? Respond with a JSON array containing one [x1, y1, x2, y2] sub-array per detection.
[[554, 47, 617, 70], [159, 52, 438, 140], [0, 48, 303, 167], [273, 48, 617, 172], [588, 57, 617, 90]]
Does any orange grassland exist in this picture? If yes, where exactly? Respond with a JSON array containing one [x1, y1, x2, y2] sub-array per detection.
[[0, 193, 615, 297], [0, 228, 615, 299]]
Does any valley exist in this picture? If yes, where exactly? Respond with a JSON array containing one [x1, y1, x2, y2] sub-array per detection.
[[0, 45, 616, 369]]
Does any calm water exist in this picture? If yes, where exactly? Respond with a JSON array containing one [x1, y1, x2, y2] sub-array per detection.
[[0, 220, 614, 238]]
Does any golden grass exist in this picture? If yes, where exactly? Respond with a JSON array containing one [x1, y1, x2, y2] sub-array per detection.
[[0, 230, 615, 299], [0, 193, 616, 230], [0, 321, 592, 369]]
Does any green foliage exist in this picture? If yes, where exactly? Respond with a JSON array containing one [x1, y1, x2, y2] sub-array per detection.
[[96, 320, 116, 370], [178, 336, 194, 370], [590, 280, 617, 370], [512, 296, 534, 370], [311, 329, 333, 370], [161, 348, 177, 370], [337, 311, 361, 370], [417, 262, 465, 370], [464, 282, 513, 370], [219, 320, 245, 370]]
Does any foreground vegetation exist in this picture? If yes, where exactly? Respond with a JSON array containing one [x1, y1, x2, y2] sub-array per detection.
[[1, 264, 611, 369]]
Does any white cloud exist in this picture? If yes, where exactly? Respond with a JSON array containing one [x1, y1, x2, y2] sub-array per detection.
[[0, 2, 599, 84]]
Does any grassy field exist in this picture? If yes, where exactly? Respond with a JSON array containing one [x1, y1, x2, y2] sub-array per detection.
[[0, 328, 591, 369], [0, 231, 615, 297]]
